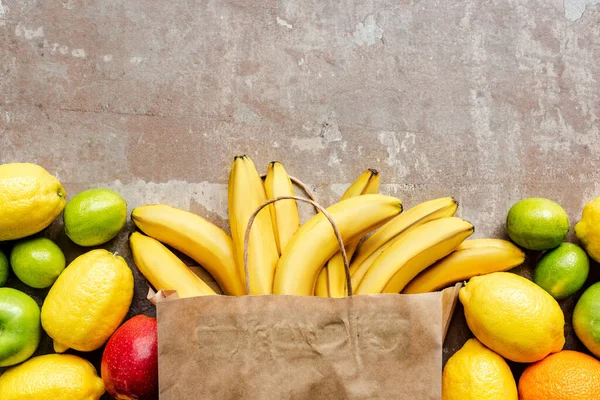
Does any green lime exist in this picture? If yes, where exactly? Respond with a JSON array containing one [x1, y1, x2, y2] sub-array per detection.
[[10, 238, 66, 289], [506, 198, 569, 250], [64, 188, 127, 246], [533, 242, 589, 300], [0, 250, 9, 287], [574, 282, 600, 358]]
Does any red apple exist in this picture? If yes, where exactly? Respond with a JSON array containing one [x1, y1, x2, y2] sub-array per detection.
[[101, 314, 158, 400]]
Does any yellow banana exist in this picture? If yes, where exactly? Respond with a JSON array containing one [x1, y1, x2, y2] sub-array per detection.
[[403, 239, 525, 294], [318, 169, 380, 298], [274, 194, 402, 296], [314, 268, 329, 297], [264, 161, 300, 255], [129, 232, 216, 298], [350, 197, 458, 291], [356, 217, 474, 294], [228, 156, 279, 294], [131, 204, 244, 296]]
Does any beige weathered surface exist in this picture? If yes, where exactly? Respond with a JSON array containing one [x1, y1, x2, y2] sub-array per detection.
[[1, 0, 600, 396]]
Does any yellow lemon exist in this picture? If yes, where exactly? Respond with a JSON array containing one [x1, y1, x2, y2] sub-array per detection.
[[460, 272, 565, 363], [575, 196, 600, 262], [443, 338, 517, 400], [0, 163, 66, 241], [0, 353, 104, 400], [41, 249, 134, 352]]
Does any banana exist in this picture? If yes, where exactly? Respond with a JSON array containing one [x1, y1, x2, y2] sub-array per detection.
[[229, 156, 279, 294], [264, 161, 300, 255], [314, 268, 330, 297], [403, 239, 525, 294], [129, 232, 216, 298], [318, 169, 380, 298], [350, 197, 458, 291], [131, 204, 244, 296], [355, 217, 474, 294], [273, 194, 402, 296]]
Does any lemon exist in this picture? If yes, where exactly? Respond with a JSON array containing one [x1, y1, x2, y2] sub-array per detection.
[[0, 353, 104, 400], [0, 250, 8, 287], [575, 196, 600, 262], [573, 282, 600, 358], [0, 163, 66, 241], [41, 249, 134, 353], [443, 338, 517, 400], [506, 198, 569, 250], [533, 242, 589, 300], [10, 237, 66, 289], [460, 272, 565, 363], [64, 188, 127, 246]]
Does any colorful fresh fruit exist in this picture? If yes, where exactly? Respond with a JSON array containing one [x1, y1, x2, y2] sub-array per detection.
[[533, 242, 589, 300], [350, 197, 458, 291], [506, 197, 569, 250], [41, 249, 134, 353], [130, 232, 216, 298], [229, 156, 279, 294], [0, 353, 105, 400], [102, 315, 158, 400], [573, 282, 600, 358], [356, 217, 474, 294], [404, 239, 525, 294], [0, 163, 66, 241], [10, 237, 66, 289], [316, 168, 380, 298], [575, 196, 600, 262], [264, 161, 301, 256], [64, 188, 127, 246], [442, 338, 517, 400], [132, 204, 243, 295], [273, 194, 402, 296], [518, 350, 600, 400], [0, 288, 41, 367], [0, 250, 8, 287], [460, 272, 565, 363]]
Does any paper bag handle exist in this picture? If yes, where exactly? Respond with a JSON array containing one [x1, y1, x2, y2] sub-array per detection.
[[243, 196, 352, 297]]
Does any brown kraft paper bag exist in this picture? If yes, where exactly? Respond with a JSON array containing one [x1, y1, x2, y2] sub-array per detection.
[[156, 196, 461, 399]]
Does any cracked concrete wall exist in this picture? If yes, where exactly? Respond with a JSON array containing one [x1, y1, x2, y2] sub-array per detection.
[[1, 0, 600, 389]]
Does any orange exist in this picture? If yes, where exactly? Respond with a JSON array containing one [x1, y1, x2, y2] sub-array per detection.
[[518, 350, 600, 400]]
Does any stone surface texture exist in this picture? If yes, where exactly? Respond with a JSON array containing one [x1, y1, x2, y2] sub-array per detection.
[[1, 0, 600, 397]]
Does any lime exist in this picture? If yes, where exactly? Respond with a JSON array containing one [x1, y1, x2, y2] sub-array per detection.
[[64, 188, 127, 246], [10, 238, 66, 289], [533, 242, 589, 300], [0, 251, 9, 287], [506, 198, 569, 250], [573, 282, 600, 358]]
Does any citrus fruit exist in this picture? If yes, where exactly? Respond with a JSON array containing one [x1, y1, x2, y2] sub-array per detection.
[[0, 353, 105, 400], [41, 249, 134, 353], [575, 196, 600, 262], [573, 282, 600, 357], [10, 237, 66, 289], [442, 338, 517, 400], [63, 188, 127, 247], [0, 288, 41, 367], [533, 242, 589, 300], [506, 198, 569, 250], [0, 250, 9, 287], [518, 350, 600, 400], [0, 163, 66, 241], [460, 272, 565, 363]]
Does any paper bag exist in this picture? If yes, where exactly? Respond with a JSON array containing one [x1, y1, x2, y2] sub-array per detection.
[[156, 195, 461, 399], [157, 284, 460, 399]]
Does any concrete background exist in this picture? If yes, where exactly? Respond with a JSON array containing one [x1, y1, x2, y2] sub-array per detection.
[[1, 0, 600, 397]]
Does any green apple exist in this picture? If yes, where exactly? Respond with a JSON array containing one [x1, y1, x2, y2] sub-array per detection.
[[0, 287, 41, 366]]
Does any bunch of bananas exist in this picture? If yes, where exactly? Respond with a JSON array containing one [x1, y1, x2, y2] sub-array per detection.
[[129, 155, 525, 298]]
